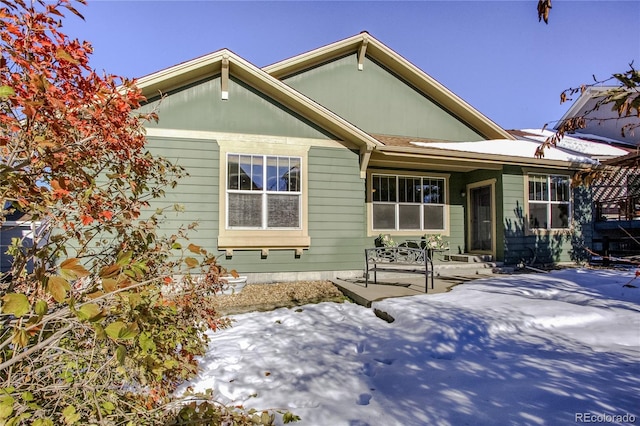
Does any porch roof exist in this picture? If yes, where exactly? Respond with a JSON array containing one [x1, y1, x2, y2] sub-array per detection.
[[369, 134, 597, 172], [514, 129, 630, 159]]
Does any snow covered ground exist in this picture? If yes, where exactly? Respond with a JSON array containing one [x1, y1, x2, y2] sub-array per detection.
[[185, 269, 640, 425]]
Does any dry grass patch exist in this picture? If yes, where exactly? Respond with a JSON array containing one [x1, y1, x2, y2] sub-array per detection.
[[209, 280, 345, 315]]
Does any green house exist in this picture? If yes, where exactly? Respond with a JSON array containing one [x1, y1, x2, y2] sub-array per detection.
[[135, 32, 595, 282]]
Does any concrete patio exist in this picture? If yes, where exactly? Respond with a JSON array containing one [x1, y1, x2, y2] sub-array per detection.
[[331, 260, 506, 307]]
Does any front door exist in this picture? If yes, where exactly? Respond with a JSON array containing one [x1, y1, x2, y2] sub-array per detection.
[[470, 185, 493, 252]]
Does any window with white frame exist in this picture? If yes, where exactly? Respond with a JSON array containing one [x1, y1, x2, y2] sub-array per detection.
[[372, 174, 446, 231], [227, 154, 301, 229], [528, 174, 571, 230]]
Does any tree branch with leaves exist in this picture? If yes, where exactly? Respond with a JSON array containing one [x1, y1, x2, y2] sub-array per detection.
[[534, 0, 639, 161], [535, 64, 640, 161], [0, 1, 297, 424]]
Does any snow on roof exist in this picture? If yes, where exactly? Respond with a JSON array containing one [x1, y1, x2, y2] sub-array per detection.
[[410, 139, 598, 164], [519, 129, 629, 157], [571, 132, 638, 148]]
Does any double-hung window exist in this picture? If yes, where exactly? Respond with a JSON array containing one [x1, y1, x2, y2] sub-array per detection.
[[227, 154, 301, 229], [372, 174, 446, 231], [528, 174, 571, 230]]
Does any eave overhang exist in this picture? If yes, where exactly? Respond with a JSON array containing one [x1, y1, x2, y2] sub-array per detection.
[[133, 37, 576, 177]]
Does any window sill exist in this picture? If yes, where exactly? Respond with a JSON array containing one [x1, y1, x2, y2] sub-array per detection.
[[217, 234, 310, 249]]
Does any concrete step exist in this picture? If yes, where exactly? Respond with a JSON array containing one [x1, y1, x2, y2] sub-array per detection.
[[433, 260, 504, 277], [444, 253, 493, 262]]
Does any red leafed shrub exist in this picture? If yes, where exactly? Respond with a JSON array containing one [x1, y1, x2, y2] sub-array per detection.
[[0, 1, 262, 424]]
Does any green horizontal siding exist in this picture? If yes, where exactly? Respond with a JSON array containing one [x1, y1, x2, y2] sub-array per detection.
[[570, 185, 592, 263], [143, 131, 591, 275], [145, 136, 219, 257], [447, 173, 466, 255], [146, 137, 368, 275], [294, 146, 367, 272]]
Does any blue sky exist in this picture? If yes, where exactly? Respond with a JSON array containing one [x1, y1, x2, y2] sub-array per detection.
[[62, 0, 639, 131]]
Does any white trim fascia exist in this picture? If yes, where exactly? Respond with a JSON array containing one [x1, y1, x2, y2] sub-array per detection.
[[230, 53, 382, 150], [144, 128, 359, 150], [136, 49, 230, 91], [264, 33, 367, 76]]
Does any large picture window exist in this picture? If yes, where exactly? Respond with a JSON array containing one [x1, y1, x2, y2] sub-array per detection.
[[227, 154, 301, 229], [372, 174, 446, 231], [528, 174, 571, 230]]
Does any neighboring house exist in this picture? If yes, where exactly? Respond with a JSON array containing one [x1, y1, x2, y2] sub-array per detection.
[[555, 86, 640, 148], [134, 32, 621, 281], [0, 207, 39, 275]]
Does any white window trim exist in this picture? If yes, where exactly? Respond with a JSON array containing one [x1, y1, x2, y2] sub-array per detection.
[[524, 172, 573, 235], [217, 139, 310, 250], [367, 170, 450, 237]]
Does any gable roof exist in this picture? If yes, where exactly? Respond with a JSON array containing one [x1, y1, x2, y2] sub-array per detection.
[[264, 31, 514, 141], [133, 33, 594, 172], [135, 48, 382, 153], [135, 48, 384, 177]]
